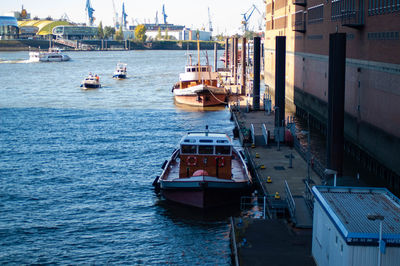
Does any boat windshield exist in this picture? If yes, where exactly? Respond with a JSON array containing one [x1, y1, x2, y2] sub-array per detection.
[[198, 145, 213, 154], [181, 145, 197, 154], [216, 145, 231, 155]]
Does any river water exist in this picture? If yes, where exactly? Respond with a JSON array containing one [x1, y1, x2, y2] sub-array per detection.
[[0, 50, 236, 264]]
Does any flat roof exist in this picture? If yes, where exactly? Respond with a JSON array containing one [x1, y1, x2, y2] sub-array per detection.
[[312, 186, 400, 246], [180, 132, 231, 146]]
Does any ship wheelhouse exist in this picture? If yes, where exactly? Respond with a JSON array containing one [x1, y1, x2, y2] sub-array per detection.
[[178, 132, 233, 179]]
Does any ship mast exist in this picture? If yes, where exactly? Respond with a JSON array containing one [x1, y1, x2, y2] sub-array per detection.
[[197, 32, 200, 83]]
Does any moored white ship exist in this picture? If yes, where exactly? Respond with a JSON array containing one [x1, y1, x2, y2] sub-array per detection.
[[172, 42, 227, 107]]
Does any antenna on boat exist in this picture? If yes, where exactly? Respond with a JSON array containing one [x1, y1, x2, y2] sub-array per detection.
[[205, 125, 209, 136]]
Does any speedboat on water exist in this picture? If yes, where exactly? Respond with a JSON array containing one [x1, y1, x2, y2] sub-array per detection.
[[81, 73, 101, 90], [113, 63, 127, 79], [154, 126, 253, 208], [172, 41, 227, 107], [29, 48, 70, 62]]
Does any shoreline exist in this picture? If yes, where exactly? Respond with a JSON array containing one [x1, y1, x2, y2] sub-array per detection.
[[0, 39, 224, 52]]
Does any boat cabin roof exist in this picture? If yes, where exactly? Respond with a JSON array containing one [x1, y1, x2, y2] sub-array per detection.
[[180, 132, 232, 146]]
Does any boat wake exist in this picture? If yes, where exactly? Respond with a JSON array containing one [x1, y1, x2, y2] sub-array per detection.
[[0, 59, 36, 64]]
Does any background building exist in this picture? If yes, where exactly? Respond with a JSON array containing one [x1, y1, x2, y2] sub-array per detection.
[[0, 16, 19, 39], [129, 24, 212, 41], [52, 25, 98, 40], [264, 0, 400, 194]]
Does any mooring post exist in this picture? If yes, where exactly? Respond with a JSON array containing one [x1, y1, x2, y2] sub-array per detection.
[[225, 38, 229, 69], [234, 37, 239, 85], [327, 33, 346, 177], [253, 36, 261, 111], [275, 36, 286, 128], [214, 42, 218, 72], [241, 37, 247, 95]]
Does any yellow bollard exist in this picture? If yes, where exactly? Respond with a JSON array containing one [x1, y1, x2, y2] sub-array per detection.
[[267, 176, 272, 183], [260, 165, 265, 169], [251, 143, 256, 148], [255, 153, 260, 158], [274, 192, 280, 200]]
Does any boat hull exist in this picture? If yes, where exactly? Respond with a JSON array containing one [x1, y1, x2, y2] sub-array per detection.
[[113, 74, 127, 79], [173, 85, 227, 107], [161, 182, 252, 208], [82, 83, 101, 89]]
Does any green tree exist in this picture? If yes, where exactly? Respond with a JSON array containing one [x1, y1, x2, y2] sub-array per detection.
[[97, 21, 104, 39], [164, 28, 169, 40], [156, 27, 162, 40], [104, 26, 115, 39], [115, 26, 124, 41], [134, 24, 147, 42]]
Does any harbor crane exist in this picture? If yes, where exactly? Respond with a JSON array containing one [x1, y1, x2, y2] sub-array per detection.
[[241, 4, 261, 32], [112, 0, 119, 29], [208, 7, 213, 32], [121, 2, 128, 29], [162, 4, 168, 24], [85, 0, 95, 26]]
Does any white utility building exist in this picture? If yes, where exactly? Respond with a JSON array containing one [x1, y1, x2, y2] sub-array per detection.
[[312, 186, 400, 266]]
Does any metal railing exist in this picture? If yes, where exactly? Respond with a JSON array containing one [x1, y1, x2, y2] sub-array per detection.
[[230, 217, 239, 266], [285, 180, 296, 223]]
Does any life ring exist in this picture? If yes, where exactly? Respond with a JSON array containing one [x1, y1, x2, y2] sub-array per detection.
[[186, 156, 197, 166], [216, 157, 225, 167]]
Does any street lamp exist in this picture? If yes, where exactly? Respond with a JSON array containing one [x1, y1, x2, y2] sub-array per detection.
[[324, 168, 337, 187], [367, 214, 385, 266]]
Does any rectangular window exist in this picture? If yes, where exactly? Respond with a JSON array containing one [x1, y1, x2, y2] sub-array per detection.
[[198, 145, 214, 154], [181, 145, 197, 154], [308, 4, 324, 24], [216, 146, 231, 155]]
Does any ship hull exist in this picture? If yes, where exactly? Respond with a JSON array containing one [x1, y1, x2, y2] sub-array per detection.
[[161, 180, 252, 208], [173, 85, 227, 107]]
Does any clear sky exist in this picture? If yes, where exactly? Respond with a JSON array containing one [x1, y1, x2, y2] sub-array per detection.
[[0, 0, 265, 35]]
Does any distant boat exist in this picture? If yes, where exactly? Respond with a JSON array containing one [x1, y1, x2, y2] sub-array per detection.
[[154, 126, 253, 208], [81, 73, 101, 90], [172, 41, 227, 107], [29, 48, 70, 62], [112, 63, 127, 79]]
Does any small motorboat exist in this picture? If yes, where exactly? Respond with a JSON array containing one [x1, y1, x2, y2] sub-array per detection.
[[113, 63, 127, 79], [154, 126, 253, 208], [81, 73, 101, 90]]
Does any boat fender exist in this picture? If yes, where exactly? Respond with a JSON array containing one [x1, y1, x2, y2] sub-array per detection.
[[216, 157, 225, 167], [152, 176, 160, 187], [186, 156, 197, 166], [161, 160, 168, 169]]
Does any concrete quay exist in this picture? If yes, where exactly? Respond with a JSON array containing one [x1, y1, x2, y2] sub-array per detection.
[[229, 105, 321, 265]]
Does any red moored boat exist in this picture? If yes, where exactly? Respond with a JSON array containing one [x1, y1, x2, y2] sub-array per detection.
[[172, 41, 228, 107], [154, 126, 253, 208]]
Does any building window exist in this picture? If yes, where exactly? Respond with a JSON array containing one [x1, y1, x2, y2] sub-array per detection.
[[308, 4, 324, 24], [369, 0, 400, 15]]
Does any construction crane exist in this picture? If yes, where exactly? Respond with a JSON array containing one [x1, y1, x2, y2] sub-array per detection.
[[112, 0, 119, 29], [85, 0, 95, 26], [208, 7, 213, 32], [162, 4, 168, 24], [121, 2, 128, 29], [241, 4, 261, 32]]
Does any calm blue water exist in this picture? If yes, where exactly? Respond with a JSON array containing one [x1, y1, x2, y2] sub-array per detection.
[[0, 50, 235, 264]]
